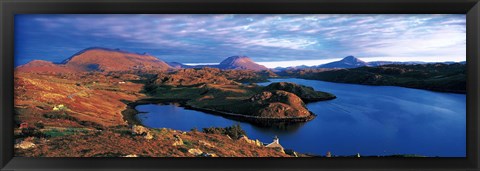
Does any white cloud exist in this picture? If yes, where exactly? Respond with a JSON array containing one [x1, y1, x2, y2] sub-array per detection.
[[245, 38, 318, 50], [24, 14, 466, 64]]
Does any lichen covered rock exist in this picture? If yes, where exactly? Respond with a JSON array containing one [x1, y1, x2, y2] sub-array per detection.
[[188, 148, 203, 156], [15, 140, 36, 149]]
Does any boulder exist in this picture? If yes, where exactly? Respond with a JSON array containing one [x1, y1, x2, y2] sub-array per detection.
[[284, 149, 298, 157], [144, 132, 154, 140], [15, 140, 36, 149], [238, 136, 264, 147], [188, 148, 203, 156], [123, 154, 139, 157], [198, 140, 215, 148], [172, 135, 184, 146], [132, 125, 153, 140], [254, 139, 263, 147], [131, 125, 149, 135]]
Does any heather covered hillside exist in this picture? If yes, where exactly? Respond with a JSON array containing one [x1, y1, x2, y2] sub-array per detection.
[[14, 69, 297, 157], [13, 48, 335, 157], [17, 47, 172, 73]]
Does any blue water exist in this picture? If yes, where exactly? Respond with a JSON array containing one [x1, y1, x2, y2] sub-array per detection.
[[136, 78, 466, 157]]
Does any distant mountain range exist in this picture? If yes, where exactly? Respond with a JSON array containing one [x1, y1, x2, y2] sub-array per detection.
[[320, 56, 368, 68], [274, 56, 465, 71], [17, 47, 268, 73], [16, 47, 464, 73], [171, 56, 268, 71]]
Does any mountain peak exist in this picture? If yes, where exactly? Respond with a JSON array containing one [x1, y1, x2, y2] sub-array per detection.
[[218, 55, 267, 71], [228, 55, 250, 59], [62, 47, 151, 64], [340, 56, 363, 63], [318, 56, 367, 69], [220, 56, 252, 65]]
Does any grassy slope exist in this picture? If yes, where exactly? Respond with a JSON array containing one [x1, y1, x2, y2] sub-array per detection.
[[15, 72, 145, 127]]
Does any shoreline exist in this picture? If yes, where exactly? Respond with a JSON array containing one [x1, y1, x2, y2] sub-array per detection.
[[121, 98, 316, 128], [296, 77, 466, 94], [121, 98, 189, 126], [119, 92, 435, 158], [272, 76, 466, 94], [185, 105, 317, 127]]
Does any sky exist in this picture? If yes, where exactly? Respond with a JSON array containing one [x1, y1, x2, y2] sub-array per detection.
[[14, 14, 466, 68]]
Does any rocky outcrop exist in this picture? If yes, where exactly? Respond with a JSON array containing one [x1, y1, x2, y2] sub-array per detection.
[[131, 125, 153, 140], [247, 90, 311, 118], [172, 135, 184, 146], [238, 136, 263, 147], [144, 132, 154, 140], [132, 125, 149, 135], [264, 82, 336, 102], [188, 148, 203, 156], [123, 154, 139, 157], [198, 140, 215, 148], [15, 140, 36, 149]]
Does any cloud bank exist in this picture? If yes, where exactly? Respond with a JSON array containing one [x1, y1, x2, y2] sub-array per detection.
[[15, 14, 466, 67]]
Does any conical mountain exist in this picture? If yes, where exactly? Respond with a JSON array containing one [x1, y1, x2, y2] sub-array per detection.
[[319, 56, 368, 68], [217, 56, 268, 71]]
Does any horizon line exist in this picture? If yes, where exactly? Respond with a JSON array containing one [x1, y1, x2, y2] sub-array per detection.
[[184, 56, 466, 68]]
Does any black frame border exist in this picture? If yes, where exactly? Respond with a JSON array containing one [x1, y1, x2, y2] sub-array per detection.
[[1, 0, 479, 170]]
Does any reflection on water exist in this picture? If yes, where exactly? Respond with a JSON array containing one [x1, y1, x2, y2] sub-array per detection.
[[137, 78, 466, 157]]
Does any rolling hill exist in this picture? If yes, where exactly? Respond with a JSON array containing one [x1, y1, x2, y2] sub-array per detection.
[[17, 47, 172, 73]]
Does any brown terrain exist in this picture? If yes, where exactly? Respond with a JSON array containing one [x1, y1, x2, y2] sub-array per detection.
[[14, 70, 291, 157], [15, 60, 74, 73], [17, 47, 172, 73], [14, 48, 334, 157], [154, 68, 239, 86], [63, 47, 172, 72], [246, 90, 311, 118], [264, 82, 336, 102], [149, 68, 334, 122], [15, 127, 289, 157], [15, 72, 145, 127]]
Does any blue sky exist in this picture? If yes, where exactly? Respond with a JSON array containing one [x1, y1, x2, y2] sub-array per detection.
[[15, 14, 466, 68]]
